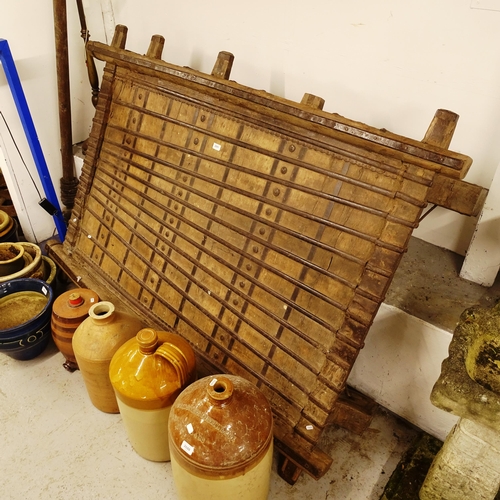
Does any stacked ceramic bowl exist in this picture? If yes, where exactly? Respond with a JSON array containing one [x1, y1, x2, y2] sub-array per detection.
[[0, 242, 57, 286], [0, 210, 19, 243], [0, 278, 55, 360], [0, 239, 59, 360]]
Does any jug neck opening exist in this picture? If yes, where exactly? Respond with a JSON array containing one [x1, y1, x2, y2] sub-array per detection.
[[207, 376, 234, 405], [137, 328, 159, 354], [89, 301, 115, 324]]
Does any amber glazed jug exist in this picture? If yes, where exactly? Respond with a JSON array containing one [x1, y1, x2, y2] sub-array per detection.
[[51, 288, 100, 371], [72, 301, 143, 413], [168, 374, 274, 500], [109, 328, 196, 461]]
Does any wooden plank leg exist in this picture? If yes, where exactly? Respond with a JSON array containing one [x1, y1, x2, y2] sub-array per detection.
[[277, 453, 304, 485], [328, 386, 378, 434]]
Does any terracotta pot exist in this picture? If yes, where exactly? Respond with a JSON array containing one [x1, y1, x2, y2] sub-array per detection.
[[0, 242, 25, 277], [72, 301, 143, 413], [51, 288, 100, 372], [0, 278, 54, 360], [110, 327, 196, 461], [168, 374, 274, 500]]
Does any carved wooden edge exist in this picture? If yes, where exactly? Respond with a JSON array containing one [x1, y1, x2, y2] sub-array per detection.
[[64, 29, 126, 250], [86, 27, 473, 180], [45, 240, 128, 313]]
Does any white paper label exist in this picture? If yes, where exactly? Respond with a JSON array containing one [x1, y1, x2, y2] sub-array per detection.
[[186, 423, 194, 434], [212, 142, 221, 151], [181, 440, 195, 455]]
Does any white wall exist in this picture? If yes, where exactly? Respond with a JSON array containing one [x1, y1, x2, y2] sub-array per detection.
[[109, 0, 500, 256], [0, 0, 102, 242], [2, 0, 500, 252], [348, 304, 459, 441]]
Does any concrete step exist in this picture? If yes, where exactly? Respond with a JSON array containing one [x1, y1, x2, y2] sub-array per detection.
[[349, 236, 500, 441]]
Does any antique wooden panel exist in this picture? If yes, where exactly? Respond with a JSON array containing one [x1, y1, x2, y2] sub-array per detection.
[[48, 25, 476, 482]]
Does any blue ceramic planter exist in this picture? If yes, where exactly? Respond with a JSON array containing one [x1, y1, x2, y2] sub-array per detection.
[[0, 278, 54, 360]]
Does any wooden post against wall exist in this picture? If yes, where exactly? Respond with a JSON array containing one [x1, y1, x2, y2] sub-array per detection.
[[53, 0, 79, 215]]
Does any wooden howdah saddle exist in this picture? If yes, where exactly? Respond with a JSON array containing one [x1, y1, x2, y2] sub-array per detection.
[[47, 24, 485, 484]]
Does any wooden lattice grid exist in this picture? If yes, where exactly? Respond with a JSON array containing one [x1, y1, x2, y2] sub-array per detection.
[[49, 25, 474, 482]]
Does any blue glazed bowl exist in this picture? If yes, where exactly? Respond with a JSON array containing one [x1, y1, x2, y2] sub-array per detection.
[[0, 278, 54, 360]]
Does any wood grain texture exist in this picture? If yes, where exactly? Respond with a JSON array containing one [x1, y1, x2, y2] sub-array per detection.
[[52, 24, 476, 481]]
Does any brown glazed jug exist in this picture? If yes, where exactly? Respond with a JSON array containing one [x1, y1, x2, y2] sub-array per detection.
[[51, 288, 100, 371], [72, 301, 143, 413], [168, 374, 274, 500], [109, 328, 196, 461]]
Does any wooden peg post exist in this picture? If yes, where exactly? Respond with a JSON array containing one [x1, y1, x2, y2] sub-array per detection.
[[211, 51, 234, 80], [111, 24, 128, 50], [301, 93, 325, 110], [146, 35, 165, 60], [423, 109, 459, 149]]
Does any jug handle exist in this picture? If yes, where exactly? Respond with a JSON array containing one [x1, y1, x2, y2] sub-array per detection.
[[155, 342, 191, 388]]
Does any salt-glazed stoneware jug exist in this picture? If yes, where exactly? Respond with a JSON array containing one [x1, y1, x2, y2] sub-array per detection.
[[109, 327, 196, 461], [51, 288, 100, 371], [168, 374, 274, 500], [72, 301, 143, 413]]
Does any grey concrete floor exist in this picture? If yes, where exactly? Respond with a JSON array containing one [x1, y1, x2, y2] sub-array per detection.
[[386, 236, 500, 332], [0, 337, 419, 500]]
